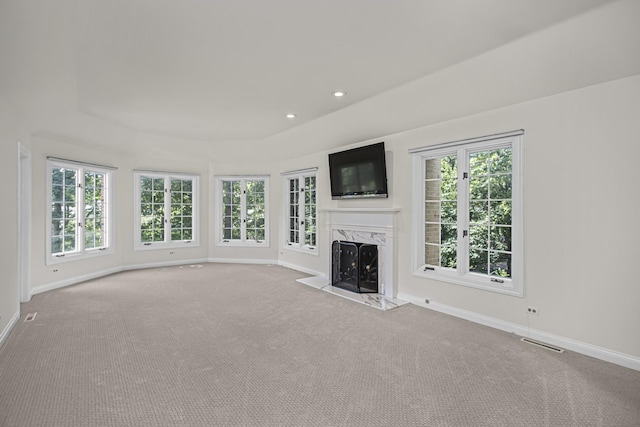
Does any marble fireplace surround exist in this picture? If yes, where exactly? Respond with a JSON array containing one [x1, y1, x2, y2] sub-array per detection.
[[298, 208, 408, 310]]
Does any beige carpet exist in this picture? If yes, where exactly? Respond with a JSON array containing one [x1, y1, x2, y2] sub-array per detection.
[[1, 263, 639, 426]]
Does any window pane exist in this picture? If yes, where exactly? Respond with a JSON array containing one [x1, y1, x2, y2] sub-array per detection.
[[441, 201, 457, 223], [469, 249, 488, 275], [425, 223, 440, 245], [489, 148, 512, 174], [469, 152, 489, 176], [490, 226, 511, 252], [222, 180, 243, 241], [490, 252, 511, 278], [489, 175, 512, 199], [170, 178, 194, 242], [469, 201, 488, 224], [425, 243, 439, 265], [425, 202, 439, 222], [245, 180, 265, 242], [441, 224, 457, 246], [469, 225, 488, 250], [304, 176, 317, 248], [441, 244, 457, 269], [140, 177, 153, 191], [84, 171, 106, 250], [489, 200, 511, 226], [469, 178, 488, 200], [139, 175, 165, 243], [51, 167, 78, 255]]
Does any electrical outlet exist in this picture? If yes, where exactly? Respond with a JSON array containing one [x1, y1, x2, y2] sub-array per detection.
[[527, 307, 539, 315], [53, 269, 59, 273], [169, 251, 174, 255]]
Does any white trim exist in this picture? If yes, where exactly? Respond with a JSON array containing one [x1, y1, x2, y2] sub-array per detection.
[[31, 266, 124, 296], [18, 143, 32, 303], [215, 176, 270, 247], [410, 133, 524, 297], [277, 260, 324, 277], [31, 258, 211, 296], [133, 171, 200, 250], [0, 310, 20, 348], [47, 156, 117, 170], [207, 257, 278, 265], [280, 167, 318, 176], [398, 293, 640, 372], [282, 171, 318, 253], [46, 159, 115, 265], [408, 129, 524, 154]]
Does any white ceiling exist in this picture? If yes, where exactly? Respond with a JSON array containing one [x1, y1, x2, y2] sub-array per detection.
[[71, 0, 614, 142]]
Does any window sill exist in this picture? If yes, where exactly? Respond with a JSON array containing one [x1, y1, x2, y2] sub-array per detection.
[[217, 240, 269, 248], [134, 241, 200, 251], [47, 248, 114, 265], [412, 269, 523, 297], [283, 244, 319, 256]]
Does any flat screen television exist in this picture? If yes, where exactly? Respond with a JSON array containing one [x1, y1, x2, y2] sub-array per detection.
[[328, 142, 388, 199]]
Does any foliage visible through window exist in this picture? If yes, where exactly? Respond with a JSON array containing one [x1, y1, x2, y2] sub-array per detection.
[[136, 172, 197, 248], [48, 160, 111, 262], [285, 171, 316, 251], [219, 177, 268, 245], [413, 132, 522, 296]]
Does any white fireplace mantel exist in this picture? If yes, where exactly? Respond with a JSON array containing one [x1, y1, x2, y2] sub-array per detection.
[[296, 207, 406, 310], [323, 208, 400, 299]]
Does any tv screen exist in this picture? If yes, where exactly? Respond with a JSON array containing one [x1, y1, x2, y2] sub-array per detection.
[[328, 142, 388, 199]]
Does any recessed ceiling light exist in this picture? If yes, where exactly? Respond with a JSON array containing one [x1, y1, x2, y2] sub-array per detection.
[[286, 113, 297, 119], [332, 91, 347, 97]]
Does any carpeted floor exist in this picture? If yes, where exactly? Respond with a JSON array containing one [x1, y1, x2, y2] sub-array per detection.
[[1, 263, 639, 426]]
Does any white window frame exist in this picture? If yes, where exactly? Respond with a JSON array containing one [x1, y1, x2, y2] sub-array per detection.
[[281, 168, 318, 255], [410, 130, 524, 297], [46, 158, 114, 265], [133, 171, 200, 251], [215, 175, 269, 247]]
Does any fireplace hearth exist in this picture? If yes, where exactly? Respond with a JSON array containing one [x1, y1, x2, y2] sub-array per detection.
[[331, 241, 378, 293]]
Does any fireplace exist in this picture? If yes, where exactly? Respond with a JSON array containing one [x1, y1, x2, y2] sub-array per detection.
[[296, 208, 408, 310], [331, 241, 378, 293]]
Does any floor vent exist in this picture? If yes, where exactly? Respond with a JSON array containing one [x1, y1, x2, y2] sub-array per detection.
[[521, 337, 564, 353], [24, 312, 37, 322]]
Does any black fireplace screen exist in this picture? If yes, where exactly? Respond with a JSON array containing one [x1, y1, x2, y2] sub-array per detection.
[[331, 241, 378, 293]]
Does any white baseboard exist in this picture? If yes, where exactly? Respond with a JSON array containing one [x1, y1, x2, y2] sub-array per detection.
[[277, 261, 324, 277], [30, 258, 290, 298], [208, 257, 278, 265], [31, 258, 210, 297], [32, 266, 124, 296], [122, 258, 210, 272], [0, 310, 20, 348], [398, 292, 640, 372]]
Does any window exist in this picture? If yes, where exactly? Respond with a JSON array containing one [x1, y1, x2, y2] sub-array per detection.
[[134, 171, 199, 249], [282, 168, 317, 253], [216, 176, 269, 246], [411, 131, 524, 296], [46, 159, 114, 264]]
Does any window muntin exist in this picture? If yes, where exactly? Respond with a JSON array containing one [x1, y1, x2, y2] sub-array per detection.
[[412, 132, 523, 296], [47, 160, 112, 263], [135, 172, 198, 249], [283, 170, 317, 252], [217, 176, 269, 246]]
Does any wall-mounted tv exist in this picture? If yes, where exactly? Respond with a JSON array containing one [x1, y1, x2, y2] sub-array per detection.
[[328, 142, 388, 199]]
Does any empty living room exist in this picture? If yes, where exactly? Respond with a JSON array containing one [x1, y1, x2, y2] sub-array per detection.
[[1, 1, 639, 426]]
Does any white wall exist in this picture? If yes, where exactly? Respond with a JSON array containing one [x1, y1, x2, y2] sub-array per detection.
[[0, 96, 22, 343]]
